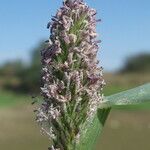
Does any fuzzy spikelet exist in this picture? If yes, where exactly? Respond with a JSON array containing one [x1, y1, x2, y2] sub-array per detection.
[[36, 0, 105, 149]]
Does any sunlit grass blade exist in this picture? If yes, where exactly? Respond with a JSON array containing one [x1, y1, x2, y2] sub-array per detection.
[[101, 83, 150, 108]]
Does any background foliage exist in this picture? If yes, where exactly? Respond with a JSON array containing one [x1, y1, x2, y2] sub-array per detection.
[[121, 53, 150, 73]]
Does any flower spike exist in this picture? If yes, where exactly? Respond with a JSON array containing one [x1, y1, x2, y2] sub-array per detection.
[[36, 0, 105, 149]]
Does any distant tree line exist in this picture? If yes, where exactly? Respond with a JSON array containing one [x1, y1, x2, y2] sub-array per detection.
[[120, 53, 150, 73], [0, 41, 44, 94], [0, 43, 149, 94]]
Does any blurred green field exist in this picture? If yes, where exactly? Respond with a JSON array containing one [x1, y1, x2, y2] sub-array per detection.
[[0, 73, 150, 150], [0, 90, 27, 107]]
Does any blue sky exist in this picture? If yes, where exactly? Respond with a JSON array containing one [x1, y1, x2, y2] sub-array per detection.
[[0, 0, 150, 71]]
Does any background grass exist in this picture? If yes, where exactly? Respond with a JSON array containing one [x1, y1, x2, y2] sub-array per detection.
[[0, 91, 27, 107]]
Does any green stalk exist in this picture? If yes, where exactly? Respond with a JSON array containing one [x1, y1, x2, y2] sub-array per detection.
[[76, 108, 111, 150], [76, 83, 150, 150]]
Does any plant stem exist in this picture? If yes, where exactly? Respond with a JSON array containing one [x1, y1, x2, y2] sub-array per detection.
[[76, 108, 111, 150]]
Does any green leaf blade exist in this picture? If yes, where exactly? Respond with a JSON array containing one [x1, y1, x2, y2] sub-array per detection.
[[101, 83, 150, 108], [76, 83, 150, 150]]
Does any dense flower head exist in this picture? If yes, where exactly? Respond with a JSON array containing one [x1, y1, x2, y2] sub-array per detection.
[[36, 0, 105, 149]]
